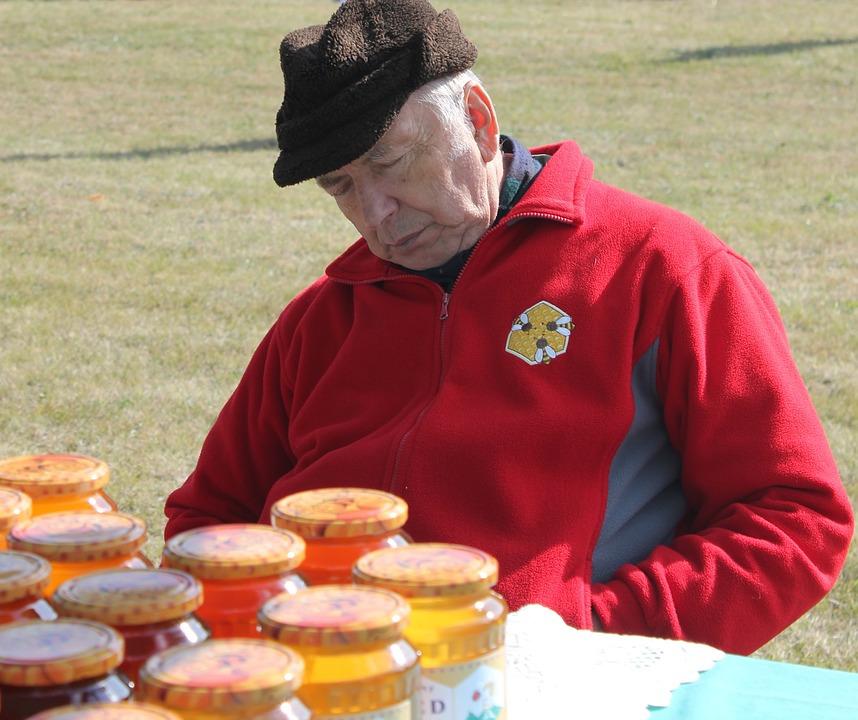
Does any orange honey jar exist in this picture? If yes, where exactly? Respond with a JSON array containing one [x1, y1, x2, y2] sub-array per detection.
[[0, 454, 118, 516], [354, 544, 508, 720], [259, 584, 420, 719], [26, 702, 183, 720], [52, 567, 211, 685], [0, 550, 58, 624], [161, 523, 307, 639], [0, 487, 32, 550], [136, 637, 312, 720], [270, 488, 411, 585], [7, 510, 153, 595], [0, 619, 132, 720]]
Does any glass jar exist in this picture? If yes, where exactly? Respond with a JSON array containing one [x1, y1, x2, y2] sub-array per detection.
[[270, 488, 411, 585], [7, 510, 153, 595], [0, 487, 32, 550], [0, 550, 58, 624], [52, 567, 211, 685], [0, 618, 132, 720], [136, 637, 312, 720], [353, 543, 508, 720], [161, 523, 307, 639], [0, 454, 118, 516], [259, 584, 420, 719], [26, 702, 183, 720]]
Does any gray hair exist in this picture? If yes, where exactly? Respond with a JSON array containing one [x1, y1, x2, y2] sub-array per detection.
[[411, 70, 482, 157]]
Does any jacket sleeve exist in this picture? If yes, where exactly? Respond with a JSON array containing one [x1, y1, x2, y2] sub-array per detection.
[[590, 249, 854, 654], [163, 292, 311, 540]]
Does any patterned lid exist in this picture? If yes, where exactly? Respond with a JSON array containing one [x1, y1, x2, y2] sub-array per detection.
[[270, 487, 408, 539], [0, 550, 52, 603], [26, 702, 183, 720], [162, 524, 305, 580], [353, 543, 499, 597], [0, 454, 110, 498], [259, 584, 410, 647], [0, 486, 32, 530], [8, 511, 147, 562], [137, 638, 304, 711], [53, 568, 203, 625], [0, 619, 124, 686]]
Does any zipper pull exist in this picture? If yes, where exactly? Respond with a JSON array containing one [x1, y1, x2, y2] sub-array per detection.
[[439, 292, 450, 320]]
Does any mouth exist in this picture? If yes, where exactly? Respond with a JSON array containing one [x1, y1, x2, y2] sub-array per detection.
[[388, 228, 423, 250]]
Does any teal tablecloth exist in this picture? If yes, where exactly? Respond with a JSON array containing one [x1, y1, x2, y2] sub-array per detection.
[[653, 653, 858, 719]]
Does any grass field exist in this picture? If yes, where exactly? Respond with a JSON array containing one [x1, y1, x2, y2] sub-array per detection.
[[1, 0, 855, 670]]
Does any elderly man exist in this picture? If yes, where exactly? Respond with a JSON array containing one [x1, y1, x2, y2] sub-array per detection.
[[164, 0, 853, 654]]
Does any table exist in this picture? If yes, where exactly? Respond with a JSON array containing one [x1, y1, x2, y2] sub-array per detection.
[[653, 653, 858, 720]]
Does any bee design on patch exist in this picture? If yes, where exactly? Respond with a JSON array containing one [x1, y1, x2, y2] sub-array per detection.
[[506, 301, 574, 365]]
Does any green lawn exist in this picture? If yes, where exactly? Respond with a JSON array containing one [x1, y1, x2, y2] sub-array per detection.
[[1, 0, 855, 670]]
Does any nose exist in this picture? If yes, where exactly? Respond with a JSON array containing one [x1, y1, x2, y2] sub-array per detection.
[[355, 179, 398, 231]]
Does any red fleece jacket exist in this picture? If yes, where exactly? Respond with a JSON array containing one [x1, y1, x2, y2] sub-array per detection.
[[164, 140, 853, 654]]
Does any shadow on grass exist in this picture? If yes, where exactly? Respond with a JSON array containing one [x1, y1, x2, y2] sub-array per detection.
[[0, 138, 279, 163], [664, 36, 858, 63]]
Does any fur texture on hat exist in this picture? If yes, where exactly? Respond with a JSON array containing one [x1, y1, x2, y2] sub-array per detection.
[[273, 0, 477, 186]]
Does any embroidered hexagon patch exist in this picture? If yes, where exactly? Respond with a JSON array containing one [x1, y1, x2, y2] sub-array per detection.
[[505, 300, 574, 365]]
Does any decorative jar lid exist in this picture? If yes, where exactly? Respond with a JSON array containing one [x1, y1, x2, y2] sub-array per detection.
[[0, 454, 110, 498], [53, 568, 203, 625], [0, 619, 124, 686], [270, 487, 408, 539], [0, 486, 32, 531], [0, 550, 52, 603], [259, 584, 410, 647], [8, 511, 147, 562], [26, 702, 183, 720], [162, 524, 305, 580], [353, 543, 499, 597], [137, 638, 304, 711]]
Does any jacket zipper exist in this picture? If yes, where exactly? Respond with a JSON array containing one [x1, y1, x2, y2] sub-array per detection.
[[372, 211, 577, 493]]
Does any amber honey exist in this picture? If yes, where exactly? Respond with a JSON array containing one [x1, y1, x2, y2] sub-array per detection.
[[137, 638, 312, 720], [259, 584, 420, 718], [0, 454, 118, 516], [7, 510, 153, 595], [52, 567, 210, 685], [0, 619, 132, 720], [270, 487, 411, 585], [0, 487, 32, 550], [354, 543, 508, 720], [161, 523, 307, 638], [0, 550, 58, 624]]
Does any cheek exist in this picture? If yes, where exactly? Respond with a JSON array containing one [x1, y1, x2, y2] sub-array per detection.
[[335, 196, 370, 236]]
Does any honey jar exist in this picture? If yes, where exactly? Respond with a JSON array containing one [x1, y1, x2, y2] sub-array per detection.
[[270, 488, 411, 585], [0, 487, 32, 550], [0, 618, 132, 720], [0, 454, 118, 516], [353, 543, 508, 720], [7, 510, 153, 595], [0, 550, 58, 624], [161, 523, 307, 638], [26, 702, 183, 720], [136, 637, 312, 719], [259, 584, 420, 718], [52, 567, 211, 685]]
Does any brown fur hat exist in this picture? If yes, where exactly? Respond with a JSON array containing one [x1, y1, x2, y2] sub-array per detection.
[[272, 0, 477, 186]]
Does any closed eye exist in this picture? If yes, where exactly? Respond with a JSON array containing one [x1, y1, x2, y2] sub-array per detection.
[[316, 175, 351, 197]]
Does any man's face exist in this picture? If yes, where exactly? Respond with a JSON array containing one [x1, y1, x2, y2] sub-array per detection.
[[316, 91, 499, 271]]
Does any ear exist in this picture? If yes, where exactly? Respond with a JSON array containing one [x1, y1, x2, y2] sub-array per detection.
[[464, 82, 500, 162]]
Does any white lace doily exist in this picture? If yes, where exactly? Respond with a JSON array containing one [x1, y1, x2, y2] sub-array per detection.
[[505, 604, 724, 719]]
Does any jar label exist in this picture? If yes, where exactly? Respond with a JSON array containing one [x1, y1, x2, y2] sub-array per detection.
[[313, 697, 417, 719], [420, 647, 506, 720]]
